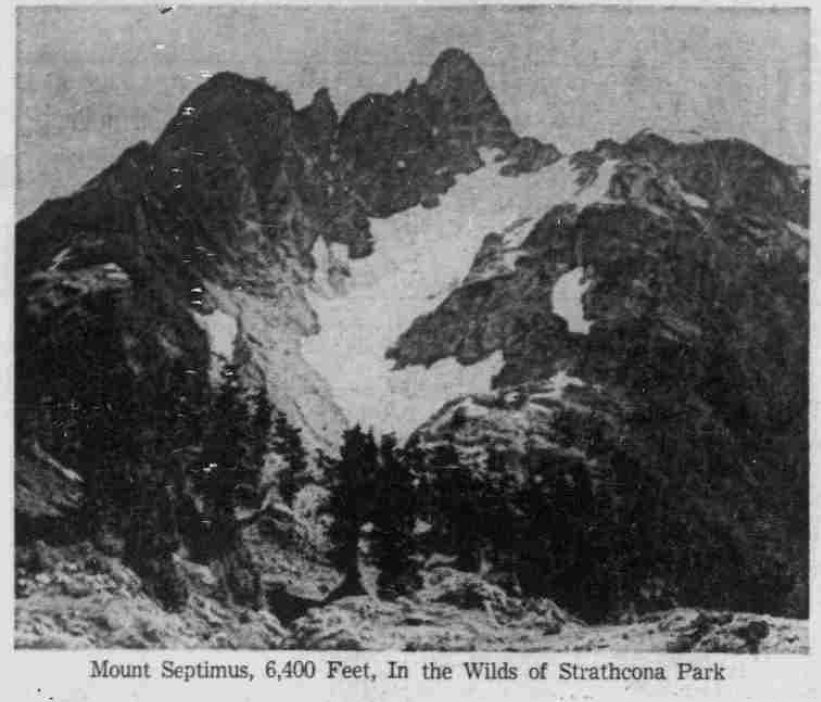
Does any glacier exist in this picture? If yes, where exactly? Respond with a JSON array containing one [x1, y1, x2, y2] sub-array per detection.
[[301, 150, 613, 438]]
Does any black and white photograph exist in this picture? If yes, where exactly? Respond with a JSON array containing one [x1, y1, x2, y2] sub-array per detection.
[[13, 3, 810, 658]]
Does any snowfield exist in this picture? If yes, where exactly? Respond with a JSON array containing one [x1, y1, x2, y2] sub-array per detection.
[[192, 308, 238, 379], [301, 150, 613, 438], [552, 267, 593, 334]]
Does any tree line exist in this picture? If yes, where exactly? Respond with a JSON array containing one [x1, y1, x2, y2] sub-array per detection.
[[317, 406, 802, 621], [36, 338, 801, 620]]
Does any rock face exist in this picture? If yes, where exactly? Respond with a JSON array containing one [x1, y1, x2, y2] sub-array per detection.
[[388, 134, 808, 620], [15, 47, 808, 648], [575, 130, 809, 225], [16, 50, 560, 458], [15, 540, 288, 649], [15, 442, 84, 544], [389, 136, 808, 380], [16, 539, 807, 652], [284, 597, 807, 653], [284, 566, 572, 651]]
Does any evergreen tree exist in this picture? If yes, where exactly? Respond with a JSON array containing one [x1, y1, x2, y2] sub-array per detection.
[[512, 455, 557, 596], [323, 425, 378, 598], [372, 433, 420, 599], [198, 365, 251, 554], [433, 463, 484, 572], [242, 384, 273, 500], [123, 465, 189, 610], [273, 410, 309, 506], [180, 366, 270, 604], [479, 448, 522, 572]]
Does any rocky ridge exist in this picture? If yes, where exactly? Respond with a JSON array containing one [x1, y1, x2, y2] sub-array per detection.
[[16, 49, 559, 456], [16, 535, 806, 652], [387, 133, 808, 621]]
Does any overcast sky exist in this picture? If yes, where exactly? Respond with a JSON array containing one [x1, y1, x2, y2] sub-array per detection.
[[17, 5, 809, 218]]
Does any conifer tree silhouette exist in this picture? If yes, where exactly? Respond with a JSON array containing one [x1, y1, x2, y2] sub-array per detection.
[[372, 433, 420, 599], [324, 425, 378, 598], [273, 409, 308, 506]]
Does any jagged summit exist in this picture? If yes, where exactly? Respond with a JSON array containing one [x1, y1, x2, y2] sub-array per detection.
[[157, 71, 294, 148], [300, 87, 337, 125], [427, 47, 490, 99], [427, 47, 517, 151], [296, 87, 338, 155], [15, 48, 562, 464], [173, 70, 285, 107], [574, 129, 809, 225]]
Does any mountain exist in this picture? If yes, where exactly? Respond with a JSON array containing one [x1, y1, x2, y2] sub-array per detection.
[[15, 48, 808, 649], [395, 133, 808, 620], [16, 49, 560, 454]]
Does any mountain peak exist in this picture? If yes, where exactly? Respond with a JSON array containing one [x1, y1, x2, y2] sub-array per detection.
[[427, 48, 489, 100], [296, 87, 338, 153], [423, 47, 517, 153], [309, 87, 334, 112], [160, 71, 294, 136], [301, 87, 337, 127], [182, 71, 281, 105]]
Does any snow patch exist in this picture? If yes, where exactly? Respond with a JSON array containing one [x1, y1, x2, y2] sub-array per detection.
[[500, 249, 525, 271], [460, 397, 489, 419], [47, 247, 72, 272], [550, 369, 586, 393], [310, 238, 334, 296], [651, 127, 733, 145], [192, 308, 238, 373], [787, 221, 809, 241], [681, 190, 709, 208], [575, 159, 620, 207], [530, 370, 587, 403], [437, 397, 491, 429], [552, 267, 593, 334], [499, 217, 534, 248]]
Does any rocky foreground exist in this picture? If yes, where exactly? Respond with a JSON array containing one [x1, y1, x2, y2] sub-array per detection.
[[15, 443, 809, 653], [15, 538, 806, 653]]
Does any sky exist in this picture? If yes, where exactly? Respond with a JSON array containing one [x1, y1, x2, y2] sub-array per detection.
[[16, 5, 810, 218]]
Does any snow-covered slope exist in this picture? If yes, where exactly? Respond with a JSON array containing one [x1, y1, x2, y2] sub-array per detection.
[[552, 267, 593, 334], [301, 150, 614, 438]]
